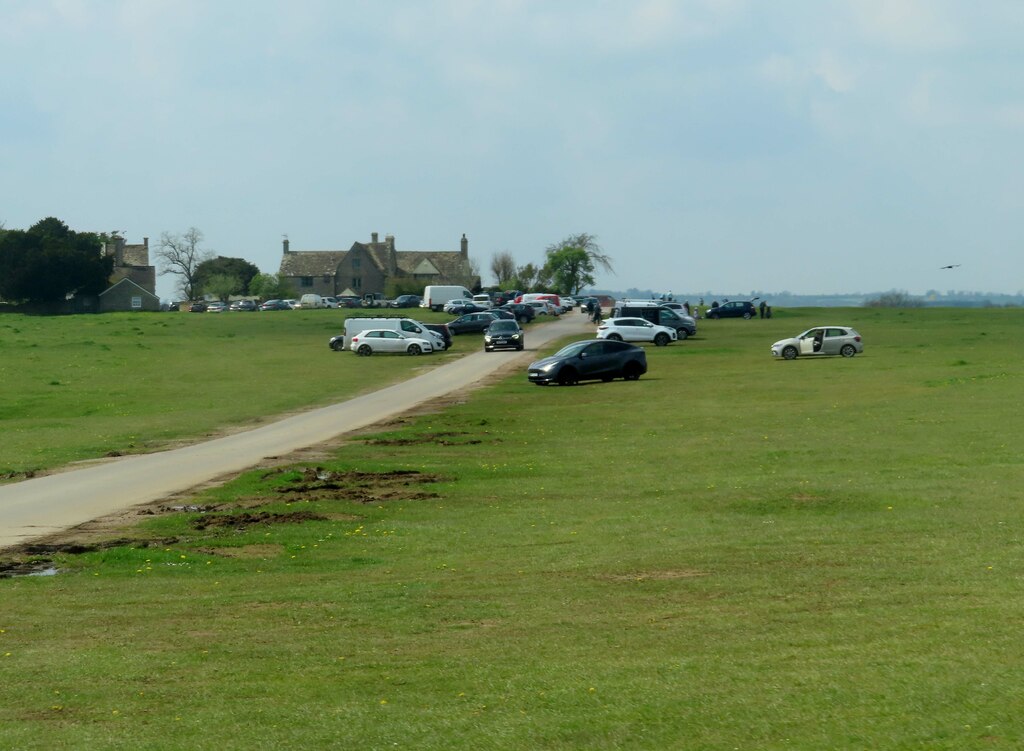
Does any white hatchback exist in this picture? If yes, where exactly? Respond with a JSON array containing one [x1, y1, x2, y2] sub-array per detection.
[[596, 317, 677, 346], [350, 329, 434, 356], [771, 326, 863, 359]]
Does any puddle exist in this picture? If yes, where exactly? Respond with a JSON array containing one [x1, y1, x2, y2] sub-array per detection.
[[0, 563, 59, 579]]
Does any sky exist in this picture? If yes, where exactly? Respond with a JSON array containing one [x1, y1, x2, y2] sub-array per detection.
[[3, 0, 1023, 301]]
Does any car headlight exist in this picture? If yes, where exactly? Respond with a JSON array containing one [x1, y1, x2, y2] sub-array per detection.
[[540, 362, 557, 372], [511, 334, 520, 339]]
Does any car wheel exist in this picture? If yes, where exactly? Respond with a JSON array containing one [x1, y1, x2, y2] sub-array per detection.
[[408, 344, 422, 355], [517, 344, 524, 351], [743, 312, 752, 319], [782, 346, 798, 360], [357, 344, 372, 356], [654, 332, 670, 346], [623, 362, 642, 381], [607, 333, 623, 341], [557, 368, 578, 387], [601, 375, 614, 382], [840, 344, 857, 358], [330, 339, 345, 351], [677, 329, 689, 340]]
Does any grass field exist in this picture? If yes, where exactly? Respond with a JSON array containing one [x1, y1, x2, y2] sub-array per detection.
[[0, 308, 467, 477], [2, 306, 1024, 749]]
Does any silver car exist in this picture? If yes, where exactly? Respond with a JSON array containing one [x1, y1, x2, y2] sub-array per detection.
[[771, 326, 863, 359]]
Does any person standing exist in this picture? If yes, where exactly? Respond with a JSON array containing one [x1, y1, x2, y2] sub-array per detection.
[[759, 300, 766, 319]]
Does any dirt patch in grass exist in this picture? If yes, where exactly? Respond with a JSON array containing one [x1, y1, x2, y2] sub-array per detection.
[[601, 569, 710, 582], [362, 431, 495, 446], [273, 466, 445, 504], [192, 510, 327, 531], [198, 543, 285, 559]]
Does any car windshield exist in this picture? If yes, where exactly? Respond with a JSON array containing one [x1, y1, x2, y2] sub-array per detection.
[[553, 341, 590, 358], [489, 321, 518, 332]]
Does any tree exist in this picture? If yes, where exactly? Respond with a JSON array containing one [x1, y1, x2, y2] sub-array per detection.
[[511, 262, 541, 292], [157, 228, 213, 300], [0, 217, 112, 304], [864, 291, 924, 308], [248, 273, 295, 301], [194, 256, 260, 297], [543, 246, 595, 296], [490, 250, 517, 287], [542, 233, 613, 295]]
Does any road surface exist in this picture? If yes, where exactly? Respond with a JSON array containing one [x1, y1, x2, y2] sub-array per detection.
[[0, 312, 593, 549]]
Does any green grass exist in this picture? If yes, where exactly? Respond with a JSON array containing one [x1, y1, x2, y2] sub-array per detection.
[[2, 307, 1024, 749], [0, 309, 470, 476]]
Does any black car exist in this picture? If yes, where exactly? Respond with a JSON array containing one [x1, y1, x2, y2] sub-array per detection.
[[259, 299, 292, 311], [189, 301, 207, 313], [528, 339, 647, 386], [422, 323, 452, 350], [447, 302, 488, 315], [496, 303, 535, 323], [229, 299, 257, 312], [706, 300, 757, 319], [448, 312, 499, 334], [390, 294, 422, 308], [484, 319, 525, 352]]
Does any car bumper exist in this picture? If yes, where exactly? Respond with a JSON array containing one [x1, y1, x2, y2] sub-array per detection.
[[527, 370, 556, 384]]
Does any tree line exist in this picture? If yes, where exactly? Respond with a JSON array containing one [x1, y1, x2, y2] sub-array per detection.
[[1, 218, 612, 305]]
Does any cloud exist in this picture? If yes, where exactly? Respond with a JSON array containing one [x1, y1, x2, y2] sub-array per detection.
[[848, 0, 960, 51]]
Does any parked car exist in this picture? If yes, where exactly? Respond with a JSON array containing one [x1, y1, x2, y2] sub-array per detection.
[[528, 339, 647, 386], [448, 311, 499, 334], [206, 301, 228, 313], [422, 323, 453, 351], [706, 300, 757, 319], [229, 299, 257, 312], [337, 296, 362, 308], [771, 327, 863, 360], [483, 319, 525, 352], [189, 301, 207, 313], [612, 301, 696, 339], [332, 317, 447, 352], [597, 317, 677, 346], [390, 294, 422, 308], [284, 299, 300, 309], [259, 299, 292, 311], [322, 296, 340, 308], [525, 301, 551, 316], [446, 301, 488, 316], [488, 308, 516, 320], [496, 303, 536, 323], [349, 329, 434, 356]]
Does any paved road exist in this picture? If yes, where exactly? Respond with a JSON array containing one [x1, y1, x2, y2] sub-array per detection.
[[0, 312, 594, 549]]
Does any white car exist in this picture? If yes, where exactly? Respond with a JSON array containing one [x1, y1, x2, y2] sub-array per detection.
[[322, 296, 340, 308], [350, 329, 434, 356], [771, 326, 863, 359], [597, 317, 677, 346]]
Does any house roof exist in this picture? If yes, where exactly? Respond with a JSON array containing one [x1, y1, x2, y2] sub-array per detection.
[[279, 236, 470, 281], [278, 250, 347, 276], [99, 277, 159, 300]]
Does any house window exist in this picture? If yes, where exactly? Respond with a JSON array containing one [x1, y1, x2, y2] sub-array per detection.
[[352, 258, 361, 270], [353, 277, 361, 290], [301, 277, 313, 287], [131, 296, 142, 309]]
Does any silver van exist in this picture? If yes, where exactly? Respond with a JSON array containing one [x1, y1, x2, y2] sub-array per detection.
[[330, 317, 448, 351]]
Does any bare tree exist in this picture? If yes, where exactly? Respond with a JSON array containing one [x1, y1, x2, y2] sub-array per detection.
[[157, 227, 214, 300], [490, 250, 517, 287]]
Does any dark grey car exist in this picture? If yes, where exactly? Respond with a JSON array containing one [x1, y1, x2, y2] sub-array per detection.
[[527, 339, 647, 386]]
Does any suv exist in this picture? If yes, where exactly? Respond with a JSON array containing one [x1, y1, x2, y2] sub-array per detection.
[[707, 300, 756, 319], [528, 340, 647, 386], [612, 301, 696, 339]]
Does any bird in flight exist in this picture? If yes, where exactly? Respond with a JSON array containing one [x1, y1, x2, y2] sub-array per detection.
[[939, 264, 961, 269]]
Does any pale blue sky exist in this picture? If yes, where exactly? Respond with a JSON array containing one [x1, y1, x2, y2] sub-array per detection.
[[3, 0, 1023, 300]]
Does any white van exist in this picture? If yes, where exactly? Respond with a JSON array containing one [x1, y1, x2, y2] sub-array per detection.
[[422, 285, 472, 312], [471, 294, 493, 309], [299, 293, 325, 309], [332, 317, 447, 352]]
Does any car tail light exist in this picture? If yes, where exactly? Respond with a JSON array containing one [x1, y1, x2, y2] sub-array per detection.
[[854, 336, 861, 341]]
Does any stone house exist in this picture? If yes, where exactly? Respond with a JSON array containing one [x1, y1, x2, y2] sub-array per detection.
[[278, 232, 479, 298], [98, 277, 161, 312], [103, 236, 156, 295]]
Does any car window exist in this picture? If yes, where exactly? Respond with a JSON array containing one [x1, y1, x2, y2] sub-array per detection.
[[400, 321, 416, 332], [383, 331, 400, 339], [826, 328, 846, 337], [583, 342, 605, 356]]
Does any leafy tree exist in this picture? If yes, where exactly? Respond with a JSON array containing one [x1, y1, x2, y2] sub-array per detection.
[[864, 291, 924, 308], [542, 246, 594, 296], [511, 262, 541, 292], [248, 273, 294, 300], [490, 250, 517, 287], [194, 256, 260, 297], [203, 273, 243, 301], [542, 233, 613, 295], [157, 227, 213, 300], [0, 217, 112, 304]]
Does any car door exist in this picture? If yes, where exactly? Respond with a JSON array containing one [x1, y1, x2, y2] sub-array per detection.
[[378, 330, 403, 353], [820, 328, 846, 355], [577, 341, 613, 378], [799, 329, 821, 356]]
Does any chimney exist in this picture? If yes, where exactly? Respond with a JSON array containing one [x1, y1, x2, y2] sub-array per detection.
[[460, 233, 468, 260], [386, 234, 397, 275], [371, 232, 379, 244], [143, 237, 149, 249], [283, 237, 290, 253]]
